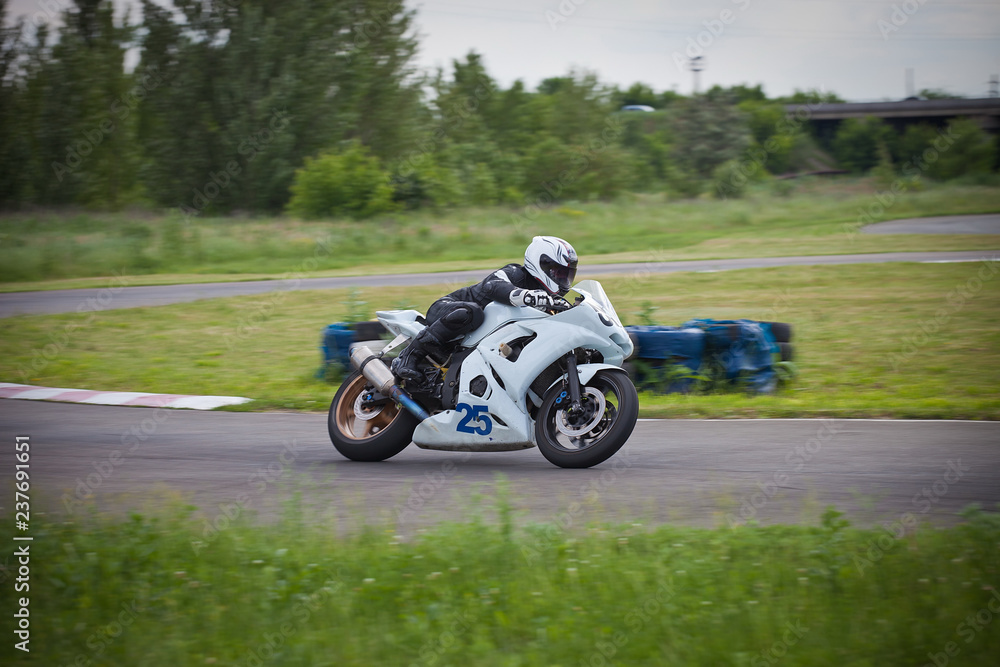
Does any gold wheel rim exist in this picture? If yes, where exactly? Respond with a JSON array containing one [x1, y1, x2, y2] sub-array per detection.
[[335, 374, 401, 441]]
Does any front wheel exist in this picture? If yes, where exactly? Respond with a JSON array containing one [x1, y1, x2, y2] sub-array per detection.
[[535, 369, 639, 468], [328, 370, 418, 462]]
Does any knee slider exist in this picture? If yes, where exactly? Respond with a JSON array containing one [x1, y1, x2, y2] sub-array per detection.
[[448, 305, 483, 328], [441, 306, 472, 328]]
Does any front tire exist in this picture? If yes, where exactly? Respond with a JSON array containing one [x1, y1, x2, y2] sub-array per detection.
[[535, 369, 639, 468], [328, 370, 418, 462]]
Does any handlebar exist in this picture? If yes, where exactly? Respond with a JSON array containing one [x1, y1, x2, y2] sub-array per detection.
[[547, 297, 574, 313]]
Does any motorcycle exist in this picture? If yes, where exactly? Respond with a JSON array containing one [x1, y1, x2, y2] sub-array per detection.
[[327, 279, 638, 468]]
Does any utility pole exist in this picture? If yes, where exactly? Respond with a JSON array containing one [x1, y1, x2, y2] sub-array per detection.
[[988, 75, 999, 98], [689, 56, 704, 95]]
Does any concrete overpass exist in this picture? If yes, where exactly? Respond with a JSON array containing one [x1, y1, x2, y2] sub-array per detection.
[[785, 97, 1000, 139]]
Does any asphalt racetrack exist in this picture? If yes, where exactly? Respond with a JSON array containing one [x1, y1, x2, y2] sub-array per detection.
[[864, 213, 1000, 235], [1, 249, 997, 317], [2, 401, 997, 530]]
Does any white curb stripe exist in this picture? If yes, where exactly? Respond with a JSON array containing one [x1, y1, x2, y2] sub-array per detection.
[[79, 391, 157, 406], [167, 395, 252, 409], [0, 383, 252, 410], [6, 387, 78, 400]]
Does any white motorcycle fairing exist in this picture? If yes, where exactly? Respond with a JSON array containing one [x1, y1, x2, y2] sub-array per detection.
[[377, 280, 633, 453]]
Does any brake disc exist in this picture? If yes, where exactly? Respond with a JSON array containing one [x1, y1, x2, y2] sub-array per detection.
[[555, 387, 606, 437], [353, 391, 384, 421]]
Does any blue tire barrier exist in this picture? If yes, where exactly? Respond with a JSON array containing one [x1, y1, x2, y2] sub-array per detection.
[[318, 321, 386, 379]]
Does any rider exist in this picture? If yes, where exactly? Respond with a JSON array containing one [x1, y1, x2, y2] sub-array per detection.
[[391, 236, 579, 387]]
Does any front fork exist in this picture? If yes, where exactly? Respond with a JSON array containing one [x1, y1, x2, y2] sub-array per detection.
[[564, 351, 583, 411]]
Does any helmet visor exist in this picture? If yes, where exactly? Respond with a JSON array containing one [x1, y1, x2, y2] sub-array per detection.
[[540, 254, 577, 293]]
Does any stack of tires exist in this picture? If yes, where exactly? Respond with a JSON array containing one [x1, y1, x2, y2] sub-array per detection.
[[624, 320, 794, 394], [318, 320, 389, 378], [623, 326, 707, 393], [768, 321, 794, 361]]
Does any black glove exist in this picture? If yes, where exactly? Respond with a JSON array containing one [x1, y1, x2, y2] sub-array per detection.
[[510, 289, 554, 311], [549, 297, 572, 312]]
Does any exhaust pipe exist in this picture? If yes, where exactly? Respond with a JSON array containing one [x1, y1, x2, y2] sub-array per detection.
[[350, 345, 429, 422], [350, 345, 395, 394]]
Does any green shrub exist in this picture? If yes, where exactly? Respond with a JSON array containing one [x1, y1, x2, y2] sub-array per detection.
[[712, 159, 752, 199], [669, 98, 752, 178], [663, 163, 704, 199], [897, 119, 996, 181], [927, 118, 996, 180], [832, 117, 896, 173], [522, 137, 581, 199], [586, 144, 637, 199], [287, 143, 397, 220], [871, 140, 897, 189], [465, 162, 499, 205]]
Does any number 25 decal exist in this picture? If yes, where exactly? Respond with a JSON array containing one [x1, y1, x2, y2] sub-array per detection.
[[456, 403, 493, 435]]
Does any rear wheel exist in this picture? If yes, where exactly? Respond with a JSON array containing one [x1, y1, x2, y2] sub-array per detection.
[[328, 370, 418, 462], [763, 321, 793, 343], [535, 370, 639, 468]]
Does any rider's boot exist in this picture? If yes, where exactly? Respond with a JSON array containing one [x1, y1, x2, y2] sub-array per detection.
[[391, 326, 447, 387]]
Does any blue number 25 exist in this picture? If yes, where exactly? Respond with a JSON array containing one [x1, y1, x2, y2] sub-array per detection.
[[456, 403, 493, 435]]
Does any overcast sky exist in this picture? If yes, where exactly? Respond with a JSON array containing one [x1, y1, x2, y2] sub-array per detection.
[[9, 0, 1000, 101], [407, 0, 1000, 100]]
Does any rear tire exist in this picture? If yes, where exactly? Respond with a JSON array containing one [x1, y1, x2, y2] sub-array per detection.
[[328, 370, 418, 462], [535, 369, 639, 469], [764, 321, 793, 343]]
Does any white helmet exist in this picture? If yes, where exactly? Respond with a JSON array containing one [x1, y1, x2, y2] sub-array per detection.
[[524, 236, 578, 296]]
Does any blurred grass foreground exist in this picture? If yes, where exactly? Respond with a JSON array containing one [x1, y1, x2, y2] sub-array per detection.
[[6, 489, 1000, 666]]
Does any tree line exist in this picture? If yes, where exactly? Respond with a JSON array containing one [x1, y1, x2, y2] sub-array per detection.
[[1, 0, 996, 219]]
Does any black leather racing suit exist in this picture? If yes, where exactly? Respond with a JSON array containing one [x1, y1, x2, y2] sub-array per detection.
[[425, 263, 543, 341], [391, 263, 546, 385]]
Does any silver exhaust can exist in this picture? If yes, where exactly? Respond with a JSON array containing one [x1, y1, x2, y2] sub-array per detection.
[[350, 345, 395, 394]]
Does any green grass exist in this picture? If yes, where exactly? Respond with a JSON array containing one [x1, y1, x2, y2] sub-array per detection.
[[4, 489, 1000, 666], [0, 262, 998, 418], [1, 177, 998, 290]]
